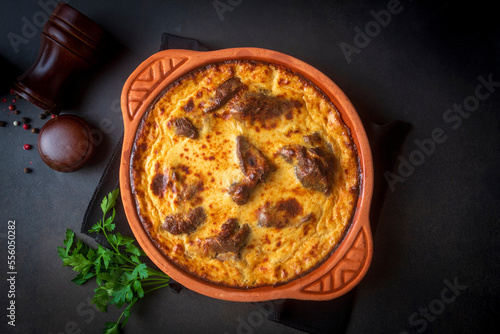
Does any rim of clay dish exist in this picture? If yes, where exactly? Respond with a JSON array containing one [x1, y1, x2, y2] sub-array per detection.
[[120, 48, 373, 302]]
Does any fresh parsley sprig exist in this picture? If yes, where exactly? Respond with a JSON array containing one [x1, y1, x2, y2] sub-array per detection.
[[57, 189, 170, 334]]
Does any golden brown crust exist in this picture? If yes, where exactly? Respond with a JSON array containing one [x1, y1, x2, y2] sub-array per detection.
[[130, 61, 360, 288]]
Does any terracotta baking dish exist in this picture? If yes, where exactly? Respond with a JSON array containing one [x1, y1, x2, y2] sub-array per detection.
[[119, 48, 373, 302]]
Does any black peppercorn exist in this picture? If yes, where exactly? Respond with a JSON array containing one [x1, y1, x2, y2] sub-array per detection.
[[31, 127, 39, 134], [24, 167, 32, 173], [0, 121, 6, 127], [14, 110, 20, 115], [22, 117, 30, 123]]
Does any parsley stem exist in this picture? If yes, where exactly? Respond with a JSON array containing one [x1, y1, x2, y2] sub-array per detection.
[[116, 299, 136, 329], [147, 268, 168, 276], [99, 215, 138, 269], [141, 281, 168, 287], [144, 283, 171, 294], [105, 265, 135, 272], [143, 276, 170, 281], [146, 273, 170, 279], [141, 278, 170, 284]]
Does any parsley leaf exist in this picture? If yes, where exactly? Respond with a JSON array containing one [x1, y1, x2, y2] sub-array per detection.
[[71, 271, 96, 285], [103, 321, 119, 334], [101, 188, 119, 217], [58, 189, 171, 333]]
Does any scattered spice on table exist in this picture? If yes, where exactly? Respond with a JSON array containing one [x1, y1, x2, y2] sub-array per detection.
[[24, 167, 32, 173], [31, 128, 39, 134], [13, 121, 20, 126], [8, 105, 15, 111], [23, 144, 31, 150], [23, 124, 31, 130], [22, 117, 30, 123], [0, 121, 6, 127], [39, 113, 47, 119], [14, 110, 20, 115]]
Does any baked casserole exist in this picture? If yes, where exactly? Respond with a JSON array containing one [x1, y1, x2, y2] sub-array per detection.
[[130, 60, 359, 288]]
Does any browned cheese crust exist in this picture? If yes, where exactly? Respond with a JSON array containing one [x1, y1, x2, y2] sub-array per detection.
[[130, 61, 359, 288]]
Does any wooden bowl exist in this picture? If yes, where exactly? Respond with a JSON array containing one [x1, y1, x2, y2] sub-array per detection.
[[120, 48, 373, 302]]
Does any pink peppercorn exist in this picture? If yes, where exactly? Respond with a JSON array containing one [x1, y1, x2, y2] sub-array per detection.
[[23, 144, 31, 150], [8, 105, 15, 111], [23, 124, 30, 130], [1, 98, 6, 103]]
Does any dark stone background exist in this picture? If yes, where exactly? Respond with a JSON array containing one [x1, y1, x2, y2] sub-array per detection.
[[0, 0, 498, 333]]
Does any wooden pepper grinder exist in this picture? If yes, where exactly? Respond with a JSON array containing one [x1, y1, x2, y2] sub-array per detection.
[[12, 2, 107, 114], [12, 2, 108, 172]]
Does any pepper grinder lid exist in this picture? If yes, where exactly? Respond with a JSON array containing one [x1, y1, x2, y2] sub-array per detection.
[[38, 115, 96, 172]]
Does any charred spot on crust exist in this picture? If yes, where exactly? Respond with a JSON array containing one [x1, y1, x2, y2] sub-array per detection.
[[150, 173, 169, 198], [183, 98, 195, 113], [151, 166, 204, 204], [278, 78, 290, 85], [162, 206, 206, 235], [276, 198, 303, 217], [204, 77, 247, 113], [172, 117, 198, 139], [229, 136, 275, 205], [204, 218, 250, 259], [179, 180, 204, 201], [228, 92, 298, 125], [278, 145, 335, 194], [150, 168, 180, 198], [257, 198, 303, 228], [303, 132, 323, 146]]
